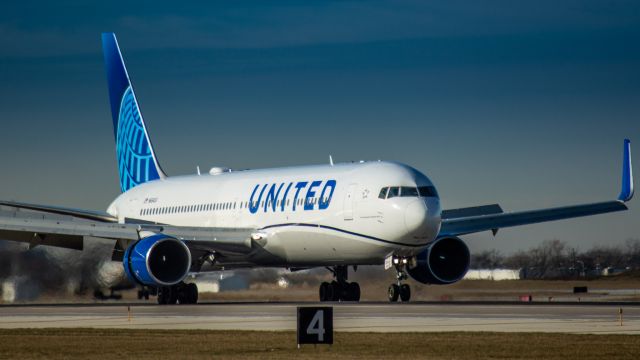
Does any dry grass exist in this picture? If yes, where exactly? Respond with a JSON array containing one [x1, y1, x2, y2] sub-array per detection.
[[0, 329, 638, 359]]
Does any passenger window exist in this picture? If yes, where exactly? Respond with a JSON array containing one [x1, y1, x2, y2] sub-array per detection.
[[378, 187, 388, 199], [400, 187, 418, 197], [387, 187, 399, 198]]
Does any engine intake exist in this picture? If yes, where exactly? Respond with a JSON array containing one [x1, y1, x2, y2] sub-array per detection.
[[407, 236, 470, 285], [123, 234, 191, 286]]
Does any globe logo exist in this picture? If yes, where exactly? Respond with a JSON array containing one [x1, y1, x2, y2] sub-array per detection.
[[116, 87, 160, 192]]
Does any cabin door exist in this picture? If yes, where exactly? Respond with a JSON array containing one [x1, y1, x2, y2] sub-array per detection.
[[343, 183, 356, 220]]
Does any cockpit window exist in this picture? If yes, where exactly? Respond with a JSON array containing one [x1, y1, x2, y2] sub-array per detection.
[[400, 187, 418, 197], [380, 185, 438, 199], [418, 186, 438, 197], [378, 187, 388, 199], [387, 187, 400, 198]]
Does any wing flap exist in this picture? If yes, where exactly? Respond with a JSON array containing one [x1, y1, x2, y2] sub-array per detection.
[[0, 200, 116, 222], [0, 210, 255, 256], [0, 229, 83, 250]]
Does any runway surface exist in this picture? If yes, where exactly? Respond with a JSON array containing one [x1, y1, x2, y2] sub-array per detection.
[[1, 302, 639, 334]]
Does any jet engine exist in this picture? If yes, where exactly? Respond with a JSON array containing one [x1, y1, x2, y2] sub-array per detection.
[[123, 234, 192, 287], [407, 236, 470, 285]]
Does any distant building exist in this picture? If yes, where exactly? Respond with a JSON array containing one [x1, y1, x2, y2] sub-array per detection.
[[601, 267, 630, 276], [464, 269, 521, 281], [192, 273, 250, 293]]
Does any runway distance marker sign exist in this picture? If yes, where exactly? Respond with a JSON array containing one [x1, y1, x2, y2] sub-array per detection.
[[297, 306, 333, 347]]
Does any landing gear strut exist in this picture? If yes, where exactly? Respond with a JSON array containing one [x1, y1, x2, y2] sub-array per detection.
[[157, 282, 198, 305], [319, 265, 361, 302], [388, 258, 411, 302]]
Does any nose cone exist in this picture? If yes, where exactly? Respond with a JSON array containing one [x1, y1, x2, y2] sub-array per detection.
[[404, 199, 429, 237]]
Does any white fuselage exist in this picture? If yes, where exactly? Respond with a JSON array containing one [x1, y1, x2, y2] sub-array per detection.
[[107, 161, 442, 267]]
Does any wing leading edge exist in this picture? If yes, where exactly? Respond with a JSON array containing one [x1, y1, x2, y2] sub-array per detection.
[[0, 206, 255, 256], [439, 139, 633, 237]]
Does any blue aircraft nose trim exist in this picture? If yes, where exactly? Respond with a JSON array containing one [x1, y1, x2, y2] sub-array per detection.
[[618, 139, 634, 202]]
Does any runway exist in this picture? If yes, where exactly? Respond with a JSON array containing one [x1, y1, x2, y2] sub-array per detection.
[[1, 302, 639, 334]]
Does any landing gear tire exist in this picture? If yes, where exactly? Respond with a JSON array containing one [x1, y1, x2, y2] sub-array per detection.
[[319, 282, 330, 302], [157, 287, 171, 305], [318, 266, 361, 302], [388, 256, 412, 302], [138, 289, 150, 300], [400, 284, 411, 302], [158, 283, 198, 305], [330, 281, 341, 301], [388, 284, 400, 302], [346, 282, 361, 302], [176, 283, 199, 304], [168, 287, 178, 304], [186, 283, 198, 304]]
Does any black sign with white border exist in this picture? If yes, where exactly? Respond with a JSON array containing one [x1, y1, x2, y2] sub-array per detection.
[[297, 306, 333, 345]]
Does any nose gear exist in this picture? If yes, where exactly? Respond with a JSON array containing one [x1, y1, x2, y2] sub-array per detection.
[[387, 256, 412, 302]]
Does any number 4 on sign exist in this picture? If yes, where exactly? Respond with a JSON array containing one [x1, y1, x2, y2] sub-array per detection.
[[307, 310, 325, 341], [297, 306, 333, 347]]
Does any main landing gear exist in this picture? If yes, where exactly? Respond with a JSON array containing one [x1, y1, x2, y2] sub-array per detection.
[[388, 258, 411, 302], [319, 265, 361, 302], [157, 282, 199, 305]]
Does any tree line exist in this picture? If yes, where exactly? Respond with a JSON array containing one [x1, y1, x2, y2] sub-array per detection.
[[471, 239, 640, 279]]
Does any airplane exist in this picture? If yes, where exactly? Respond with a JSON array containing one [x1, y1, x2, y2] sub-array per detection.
[[0, 32, 634, 304]]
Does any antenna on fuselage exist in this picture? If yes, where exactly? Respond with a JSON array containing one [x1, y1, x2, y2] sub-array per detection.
[[329, 155, 334, 166], [197, 166, 201, 175]]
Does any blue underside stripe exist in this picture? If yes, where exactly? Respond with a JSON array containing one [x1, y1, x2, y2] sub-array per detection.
[[258, 223, 429, 248]]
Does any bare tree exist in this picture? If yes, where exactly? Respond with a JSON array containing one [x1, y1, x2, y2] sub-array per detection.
[[471, 249, 504, 269]]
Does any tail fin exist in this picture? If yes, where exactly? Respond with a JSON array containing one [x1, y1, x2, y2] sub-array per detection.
[[101, 32, 166, 193]]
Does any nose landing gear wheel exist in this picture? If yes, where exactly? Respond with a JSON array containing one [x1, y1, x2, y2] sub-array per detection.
[[388, 256, 412, 302], [388, 284, 400, 302], [400, 284, 411, 302]]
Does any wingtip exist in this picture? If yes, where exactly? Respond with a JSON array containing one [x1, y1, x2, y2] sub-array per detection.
[[618, 139, 634, 202]]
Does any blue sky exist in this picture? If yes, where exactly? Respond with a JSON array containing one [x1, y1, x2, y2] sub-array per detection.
[[0, 1, 638, 253]]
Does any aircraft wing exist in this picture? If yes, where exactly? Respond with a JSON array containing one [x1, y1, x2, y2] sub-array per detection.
[[0, 200, 118, 222], [439, 139, 634, 237], [0, 206, 255, 258]]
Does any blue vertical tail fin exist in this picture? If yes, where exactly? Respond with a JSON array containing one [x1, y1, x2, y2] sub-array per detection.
[[101, 32, 166, 193]]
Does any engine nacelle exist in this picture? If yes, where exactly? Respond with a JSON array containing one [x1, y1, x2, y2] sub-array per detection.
[[123, 234, 192, 287], [407, 236, 470, 285]]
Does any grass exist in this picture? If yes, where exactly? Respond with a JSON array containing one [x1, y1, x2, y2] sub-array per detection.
[[0, 329, 638, 359]]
